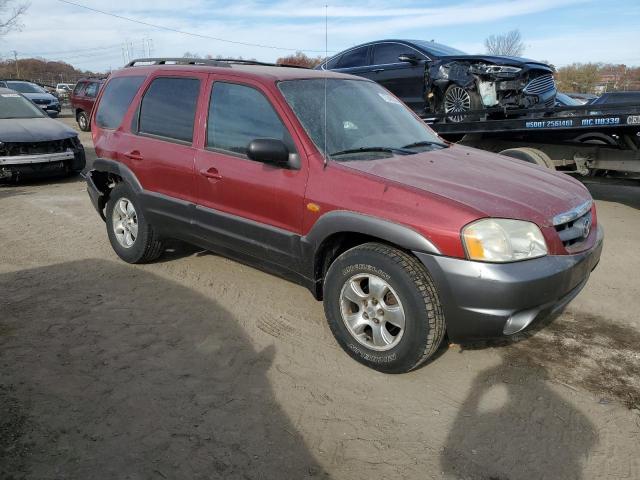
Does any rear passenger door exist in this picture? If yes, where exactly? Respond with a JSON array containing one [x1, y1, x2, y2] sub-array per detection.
[[193, 77, 308, 270], [124, 73, 206, 231]]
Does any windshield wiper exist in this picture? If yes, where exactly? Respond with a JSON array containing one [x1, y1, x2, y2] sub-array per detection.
[[330, 146, 414, 157], [402, 140, 448, 149]]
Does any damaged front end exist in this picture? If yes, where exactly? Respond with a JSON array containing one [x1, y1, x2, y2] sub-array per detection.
[[0, 136, 86, 182], [426, 58, 556, 120]]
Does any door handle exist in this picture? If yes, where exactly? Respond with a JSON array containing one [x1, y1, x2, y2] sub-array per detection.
[[372, 68, 385, 73], [124, 150, 143, 161], [200, 167, 222, 180]]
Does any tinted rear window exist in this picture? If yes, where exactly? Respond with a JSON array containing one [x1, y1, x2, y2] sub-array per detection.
[[337, 46, 369, 68], [96, 76, 145, 129], [138, 77, 200, 143]]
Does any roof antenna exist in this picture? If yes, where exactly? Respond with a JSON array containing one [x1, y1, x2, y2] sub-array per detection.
[[323, 4, 328, 168]]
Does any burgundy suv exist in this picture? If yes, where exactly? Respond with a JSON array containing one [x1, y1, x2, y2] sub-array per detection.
[[85, 58, 603, 373], [70, 78, 104, 131]]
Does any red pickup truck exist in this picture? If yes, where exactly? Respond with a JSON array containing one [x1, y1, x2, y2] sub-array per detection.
[[85, 58, 602, 373]]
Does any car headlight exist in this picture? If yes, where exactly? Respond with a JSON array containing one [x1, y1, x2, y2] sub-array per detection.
[[462, 218, 547, 262], [472, 64, 522, 76]]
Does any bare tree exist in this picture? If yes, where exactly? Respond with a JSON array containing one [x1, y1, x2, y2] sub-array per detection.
[[0, 0, 29, 37], [484, 29, 525, 57]]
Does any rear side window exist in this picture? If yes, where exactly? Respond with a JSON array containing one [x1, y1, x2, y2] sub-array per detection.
[[139, 77, 200, 143], [337, 46, 369, 68], [73, 82, 86, 95], [95, 76, 145, 129], [207, 82, 294, 156], [84, 82, 99, 98]]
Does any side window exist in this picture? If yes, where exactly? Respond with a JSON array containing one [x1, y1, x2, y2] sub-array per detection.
[[138, 77, 200, 143], [324, 55, 341, 70], [207, 82, 295, 157], [337, 46, 369, 68], [73, 82, 86, 96], [373, 43, 412, 65], [95, 76, 145, 129], [84, 82, 99, 98]]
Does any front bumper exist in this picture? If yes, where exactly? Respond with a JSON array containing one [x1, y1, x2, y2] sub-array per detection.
[[414, 224, 603, 342], [0, 146, 85, 181]]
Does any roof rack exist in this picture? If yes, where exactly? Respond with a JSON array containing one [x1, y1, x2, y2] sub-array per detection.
[[125, 57, 309, 69]]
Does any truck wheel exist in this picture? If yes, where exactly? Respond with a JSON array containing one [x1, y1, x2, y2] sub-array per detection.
[[499, 147, 556, 170], [77, 111, 90, 132], [323, 243, 445, 373], [105, 183, 164, 264], [443, 85, 482, 122]]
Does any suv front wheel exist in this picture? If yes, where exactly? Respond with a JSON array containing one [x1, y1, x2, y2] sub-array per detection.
[[323, 243, 445, 373], [105, 183, 164, 264]]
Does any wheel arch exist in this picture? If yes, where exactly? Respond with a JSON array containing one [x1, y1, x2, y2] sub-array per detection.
[[87, 159, 143, 220], [304, 211, 440, 299]]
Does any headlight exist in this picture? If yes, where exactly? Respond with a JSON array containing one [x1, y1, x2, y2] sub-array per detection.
[[462, 219, 547, 262], [472, 64, 522, 76]]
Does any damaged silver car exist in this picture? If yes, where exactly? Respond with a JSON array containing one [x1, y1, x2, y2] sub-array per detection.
[[318, 39, 556, 122]]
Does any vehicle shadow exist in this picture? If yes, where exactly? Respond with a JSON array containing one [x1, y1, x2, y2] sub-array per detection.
[[440, 359, 597, 480], [580, 177, 640, 210], [0, 260, 328, 479]]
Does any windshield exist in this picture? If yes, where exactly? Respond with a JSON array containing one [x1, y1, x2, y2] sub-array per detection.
[[411, 40, 468, 56], [0, 92, 46, 118], [278, 79, 445, 161], [6, 81, 46, 94]]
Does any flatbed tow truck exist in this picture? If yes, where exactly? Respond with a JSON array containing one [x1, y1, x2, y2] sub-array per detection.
[[425, 103, 640, 178]]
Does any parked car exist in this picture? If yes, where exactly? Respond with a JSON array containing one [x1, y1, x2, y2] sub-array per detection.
[[318, 39, 557, 121], [55, 82, 75, 101], [85, 59, 602, 373], [0, 88, 85, 181], [70, 78, 104, 131], [0, 80, 61, 117]]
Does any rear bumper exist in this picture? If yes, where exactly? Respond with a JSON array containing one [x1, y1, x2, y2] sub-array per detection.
[[414, 224, 603, 342]]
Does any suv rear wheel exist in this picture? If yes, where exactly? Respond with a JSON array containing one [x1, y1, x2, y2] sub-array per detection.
[[323, 243, 445, 373], [105, 183, 164, 263], [77, 110, 90, 132]]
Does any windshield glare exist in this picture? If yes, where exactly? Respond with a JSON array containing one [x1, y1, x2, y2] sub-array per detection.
[[278, 79, 444, 160], [0, 92, 46, 119], [7, 81, 46, 94]]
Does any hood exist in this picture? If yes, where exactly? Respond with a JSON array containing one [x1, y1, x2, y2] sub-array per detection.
[[438, 55, 553, 71], [22, 92, 58, 102], [338, 145, 590, 228], [0, 117, 77, 142]]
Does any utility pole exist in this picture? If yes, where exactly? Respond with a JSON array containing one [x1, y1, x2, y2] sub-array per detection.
[[12, 50, 19, 78]]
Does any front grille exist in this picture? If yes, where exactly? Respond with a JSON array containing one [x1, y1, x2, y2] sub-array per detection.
[[523, 74, 555, 95], [554, 210, 592, 248], [0, 139, 75, 157], [32, 98, 51, 105]]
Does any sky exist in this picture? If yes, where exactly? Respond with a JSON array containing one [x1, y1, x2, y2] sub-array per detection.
[[1, 0, 639, 72]]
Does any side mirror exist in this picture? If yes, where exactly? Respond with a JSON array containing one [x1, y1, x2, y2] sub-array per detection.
[[247, 138, 292, 168], [398, 53, 419, 64]]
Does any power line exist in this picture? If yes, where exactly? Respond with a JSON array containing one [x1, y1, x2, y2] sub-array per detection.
[[56, 0, 329, 53]]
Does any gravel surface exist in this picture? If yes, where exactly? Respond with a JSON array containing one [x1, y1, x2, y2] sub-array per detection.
[[1, 114, 639, 479]]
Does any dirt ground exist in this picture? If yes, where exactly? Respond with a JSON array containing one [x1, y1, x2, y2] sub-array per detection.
[[1, 113, 639, 479]]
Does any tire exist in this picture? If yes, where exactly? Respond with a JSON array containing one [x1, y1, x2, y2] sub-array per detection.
[[443, 84, 482, 122], [323, 242, 446, 373], [105, 183, 164, 264], [77, 110, 90, 132], [499, 147, 556, 170]]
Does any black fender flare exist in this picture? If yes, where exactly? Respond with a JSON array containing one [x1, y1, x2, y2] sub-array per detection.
[[90, 158, 144, 193], [302, 210, 441, 292], [86, 159, 144, 220]]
